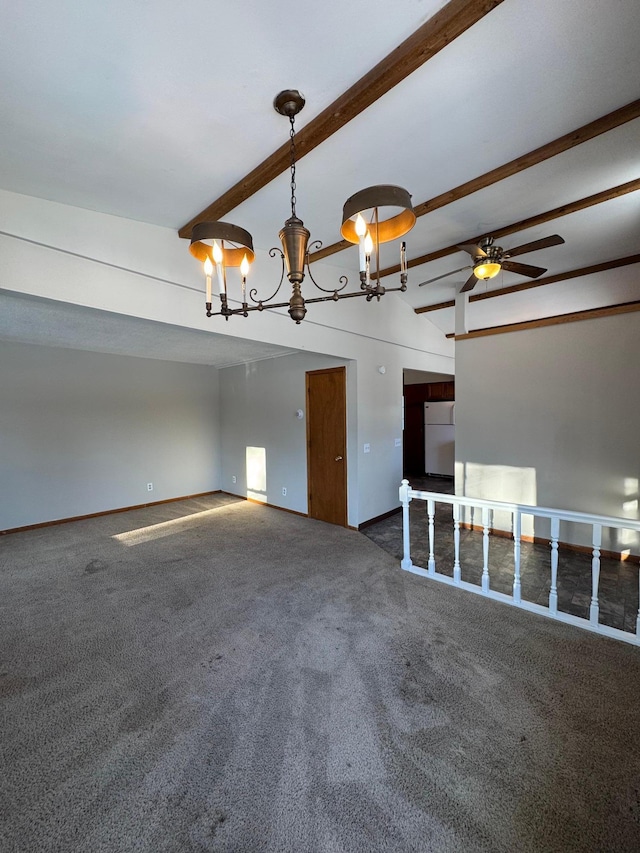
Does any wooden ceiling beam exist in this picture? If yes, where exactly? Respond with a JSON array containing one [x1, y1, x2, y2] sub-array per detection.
[[310, 99, 640, 267], [402, 178, 640, 273], [447, 299, 640, 340], [415, 254, 640, 313], [178, 0, 505, 239]]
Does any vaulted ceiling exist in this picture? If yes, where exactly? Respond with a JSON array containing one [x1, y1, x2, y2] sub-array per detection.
[[1, 0, 638, 342]]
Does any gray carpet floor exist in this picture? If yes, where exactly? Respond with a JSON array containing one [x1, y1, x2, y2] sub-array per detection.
[[1, 494, 640, 852]]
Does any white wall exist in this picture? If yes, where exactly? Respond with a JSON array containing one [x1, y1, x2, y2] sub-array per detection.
[[0, 341, 219, 530], [454, 311, 640, 551]]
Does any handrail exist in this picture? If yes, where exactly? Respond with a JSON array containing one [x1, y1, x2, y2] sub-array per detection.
[[399, 481, 640, 532], [398, 480, 640, 647]]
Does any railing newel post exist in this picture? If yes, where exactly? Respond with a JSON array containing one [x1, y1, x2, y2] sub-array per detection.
[[399, 479, 413, 571]]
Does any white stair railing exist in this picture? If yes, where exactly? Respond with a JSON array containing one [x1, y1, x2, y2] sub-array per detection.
[[399, 480, 640, 647]]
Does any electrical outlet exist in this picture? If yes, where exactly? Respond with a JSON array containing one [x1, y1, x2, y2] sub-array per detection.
[[232, 475, 237, 484], [147, 483, 153, 491], [363, 443, 370, 454], [395, 438, 402, 447], [282, 487, 287, 496]]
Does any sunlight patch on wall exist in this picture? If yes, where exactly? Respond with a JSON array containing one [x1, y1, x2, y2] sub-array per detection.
[[246, 446, 267, 503], [618, 477, 640, 547], [622, 477, 639, 515], [458, 461, 538, 536]]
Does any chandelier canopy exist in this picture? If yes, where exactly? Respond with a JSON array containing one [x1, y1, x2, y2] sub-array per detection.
[[190, 90, 415, 324]]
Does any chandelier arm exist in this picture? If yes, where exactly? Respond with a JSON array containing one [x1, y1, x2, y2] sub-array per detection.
[[209, 298, 294, 318], [304, 285, 394, 306], [248, 249, 287, 305], [305, 259, 349, 294]]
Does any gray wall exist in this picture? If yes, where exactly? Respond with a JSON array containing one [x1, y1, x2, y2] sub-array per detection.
[[218, 352, 357, 523], [454, 312, 640, 551], [0, 341, 219, 529]]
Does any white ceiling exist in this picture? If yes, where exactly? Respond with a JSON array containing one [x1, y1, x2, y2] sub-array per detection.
[[0, 0, 639, 345]]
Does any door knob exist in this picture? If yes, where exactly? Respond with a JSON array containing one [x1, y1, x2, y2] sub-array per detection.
[[335, 456, 343, 461]]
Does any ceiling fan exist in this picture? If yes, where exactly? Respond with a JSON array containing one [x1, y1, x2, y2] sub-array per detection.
[[418, 234, 565, 292]]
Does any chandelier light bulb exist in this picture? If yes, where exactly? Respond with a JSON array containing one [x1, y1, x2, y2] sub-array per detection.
[[203, 256, 213, 303], [355, 213, 367, 272], [240, 254, 250, 277], [212, 240, 225, 294], [364, 231, 374, 257]]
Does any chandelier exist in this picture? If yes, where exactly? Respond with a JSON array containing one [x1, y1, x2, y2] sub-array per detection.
[[189, 90, 416, 324]]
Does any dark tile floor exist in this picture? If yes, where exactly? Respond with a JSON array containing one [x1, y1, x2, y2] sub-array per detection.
[[363, 476, 640, 635]]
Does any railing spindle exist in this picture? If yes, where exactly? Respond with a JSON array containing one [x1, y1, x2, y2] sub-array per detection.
[[427, 498, 436, 575], [513, 511, 522, 603], [399, 479, 413, 571], [590, 524, 602, 625], [453, 503, 461, 584], [481, 506, 490, 593], [636, 567, 640, 638], [549, 516, 559, 615]]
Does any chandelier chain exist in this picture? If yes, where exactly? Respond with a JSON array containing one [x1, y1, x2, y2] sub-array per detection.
[[289, 115, 297, 218]]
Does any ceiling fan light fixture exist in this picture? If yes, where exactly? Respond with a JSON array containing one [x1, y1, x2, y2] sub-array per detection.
[[474, 261, 501, 280]]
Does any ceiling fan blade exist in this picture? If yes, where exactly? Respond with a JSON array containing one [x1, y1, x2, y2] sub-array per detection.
[[460, 272, 479, 292], [417, 265, 471, 286], [506, 234, 565, 258], [457, 242, 486, 258], [500, 260, 546, 278]]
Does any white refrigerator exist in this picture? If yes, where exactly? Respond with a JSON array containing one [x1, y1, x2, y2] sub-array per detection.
[[424, 402, 455, 476]]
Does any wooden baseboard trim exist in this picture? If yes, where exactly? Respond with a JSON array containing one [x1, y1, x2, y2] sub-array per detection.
[[0, 491, 222, 536], [359, 506, 402, 530], [225, 492, 309, 520], [461, 522, 640, 562]]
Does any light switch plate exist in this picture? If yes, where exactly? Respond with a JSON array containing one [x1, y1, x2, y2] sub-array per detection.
[[363, 443, 370, 453], [395, 438, 402, 447]]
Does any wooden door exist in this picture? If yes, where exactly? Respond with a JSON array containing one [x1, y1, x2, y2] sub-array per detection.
[[306, 366, 347, 526]]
